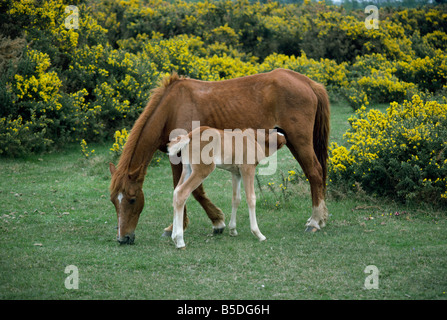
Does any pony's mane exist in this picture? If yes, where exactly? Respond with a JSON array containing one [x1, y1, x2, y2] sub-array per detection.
[[110, 72, 184, 193]]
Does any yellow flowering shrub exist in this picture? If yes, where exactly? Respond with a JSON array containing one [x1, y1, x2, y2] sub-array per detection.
[[80, 139, 95, 158], [139, 34, 257, 81], [110, 128, 129, 156], [343, 87, 369, 110], [11, 49, 62, 109], [109, 127, 162, 165], [329, 95, 447, 206], [259, 52, 349, 89], [206, 24, 240, 48], [357, 70, 417, 104], [2, 0, 447, 158], [1, 0, 110, 156], [328, 143, 355, 175], [207, 54, 257, 80], [0, 47, 63, 156], [345, 53, 418, 106], [395, 49, 447, 93], [0, 114, 53, 157]]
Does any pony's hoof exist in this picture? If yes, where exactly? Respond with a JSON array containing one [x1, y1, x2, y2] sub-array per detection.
[[177, 246, 186, 250], [213, 227, 225, 235], [229, 229, 238, 237], [305, 226, 319, 233], [161, 230, 172, 237]]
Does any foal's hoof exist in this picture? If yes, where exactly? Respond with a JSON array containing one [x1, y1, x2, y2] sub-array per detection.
[[305, 226, 319, 233], [161, 230, 172, 237], [213, 227, 225, 235]]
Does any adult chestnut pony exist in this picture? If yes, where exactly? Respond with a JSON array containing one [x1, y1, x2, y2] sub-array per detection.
[[109, 68, 330, 245]]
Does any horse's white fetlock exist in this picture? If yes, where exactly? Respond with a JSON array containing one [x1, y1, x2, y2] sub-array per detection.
[[229, 228, 238, 237]]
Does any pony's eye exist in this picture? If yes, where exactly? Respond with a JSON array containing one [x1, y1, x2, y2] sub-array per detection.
[[129, 198, 136, 205]]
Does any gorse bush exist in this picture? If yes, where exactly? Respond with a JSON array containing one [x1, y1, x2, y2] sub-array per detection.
[[1, 45, 62, 156], [356, 69, 417, 104], [329, 95, 447, 206], [110, 128, 128, 157], [0, 0, 446, 160], [395, 49, 447, 93]]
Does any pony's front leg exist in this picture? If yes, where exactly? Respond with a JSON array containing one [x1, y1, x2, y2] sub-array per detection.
[[229, 172, 242, 237]]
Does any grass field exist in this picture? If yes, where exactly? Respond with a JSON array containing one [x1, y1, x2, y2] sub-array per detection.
[[1, 103, 446, 300]]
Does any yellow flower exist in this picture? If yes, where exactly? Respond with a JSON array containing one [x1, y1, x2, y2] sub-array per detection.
[[110, 128, 129, 155]]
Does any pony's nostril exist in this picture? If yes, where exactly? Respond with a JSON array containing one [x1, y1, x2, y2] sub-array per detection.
[[117, 234, 135, 245]]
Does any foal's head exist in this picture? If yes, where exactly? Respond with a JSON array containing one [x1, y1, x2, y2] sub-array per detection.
[[109, 163, 145, 245]]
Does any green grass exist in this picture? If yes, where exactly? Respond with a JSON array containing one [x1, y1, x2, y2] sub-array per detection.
[[1, 103, 446, 300]]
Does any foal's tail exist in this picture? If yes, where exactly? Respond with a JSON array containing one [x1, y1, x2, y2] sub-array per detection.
[[168, 134, 190, 156], [309, 80, 330, 191]]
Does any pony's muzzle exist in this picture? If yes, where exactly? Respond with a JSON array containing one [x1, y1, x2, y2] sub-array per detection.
[[117, 233, 135, 245]]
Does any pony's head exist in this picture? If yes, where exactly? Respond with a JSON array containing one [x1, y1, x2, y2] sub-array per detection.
[[109, 163, 146, 245]]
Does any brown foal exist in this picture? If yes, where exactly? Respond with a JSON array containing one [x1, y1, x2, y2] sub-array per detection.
[[167, 126, 286, 248]]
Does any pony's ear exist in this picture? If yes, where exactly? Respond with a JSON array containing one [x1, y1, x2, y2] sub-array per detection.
[[109, 162, 117, 175], [128, 165, 145, 182]]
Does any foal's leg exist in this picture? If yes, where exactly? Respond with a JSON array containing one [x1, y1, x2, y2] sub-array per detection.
[[163, 163, 190, 237], [240, 166, 266, 241], [171, 163, 216, 248], [165, 163, 225, 236], [229, 172, 242, 237]]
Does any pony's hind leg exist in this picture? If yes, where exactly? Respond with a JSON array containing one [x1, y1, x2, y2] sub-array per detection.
[[229, 172, 242, 237], [287, 141, 328, 231], [241, 166, 266, 241]]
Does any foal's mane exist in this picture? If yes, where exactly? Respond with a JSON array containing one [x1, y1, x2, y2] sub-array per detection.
[[110, 73, 184, 193]]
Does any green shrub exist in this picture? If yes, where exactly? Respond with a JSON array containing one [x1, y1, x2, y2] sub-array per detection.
[[395, 49, 447, 93], [2, 0, 447, 160], [329, 95, 447, 206], [0, 113, 53, 157], [357, 70, 417, 104], [258, 52, 349, 89]]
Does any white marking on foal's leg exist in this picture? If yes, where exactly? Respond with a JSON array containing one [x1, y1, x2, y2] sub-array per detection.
[[248, 205, 266, 241], [171, 188, 186, 248], [241, 169, 266, 241], [246, 192, 266, 241], [229, 173, 241, 237], [306, 200, 328, 230]]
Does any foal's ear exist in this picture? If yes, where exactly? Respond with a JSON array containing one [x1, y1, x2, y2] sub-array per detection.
[[109, 162, 117, 175]]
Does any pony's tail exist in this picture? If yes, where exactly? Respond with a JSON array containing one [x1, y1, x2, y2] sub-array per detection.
[[309, 80, 330, 191], [167, 134, 190, 156]]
